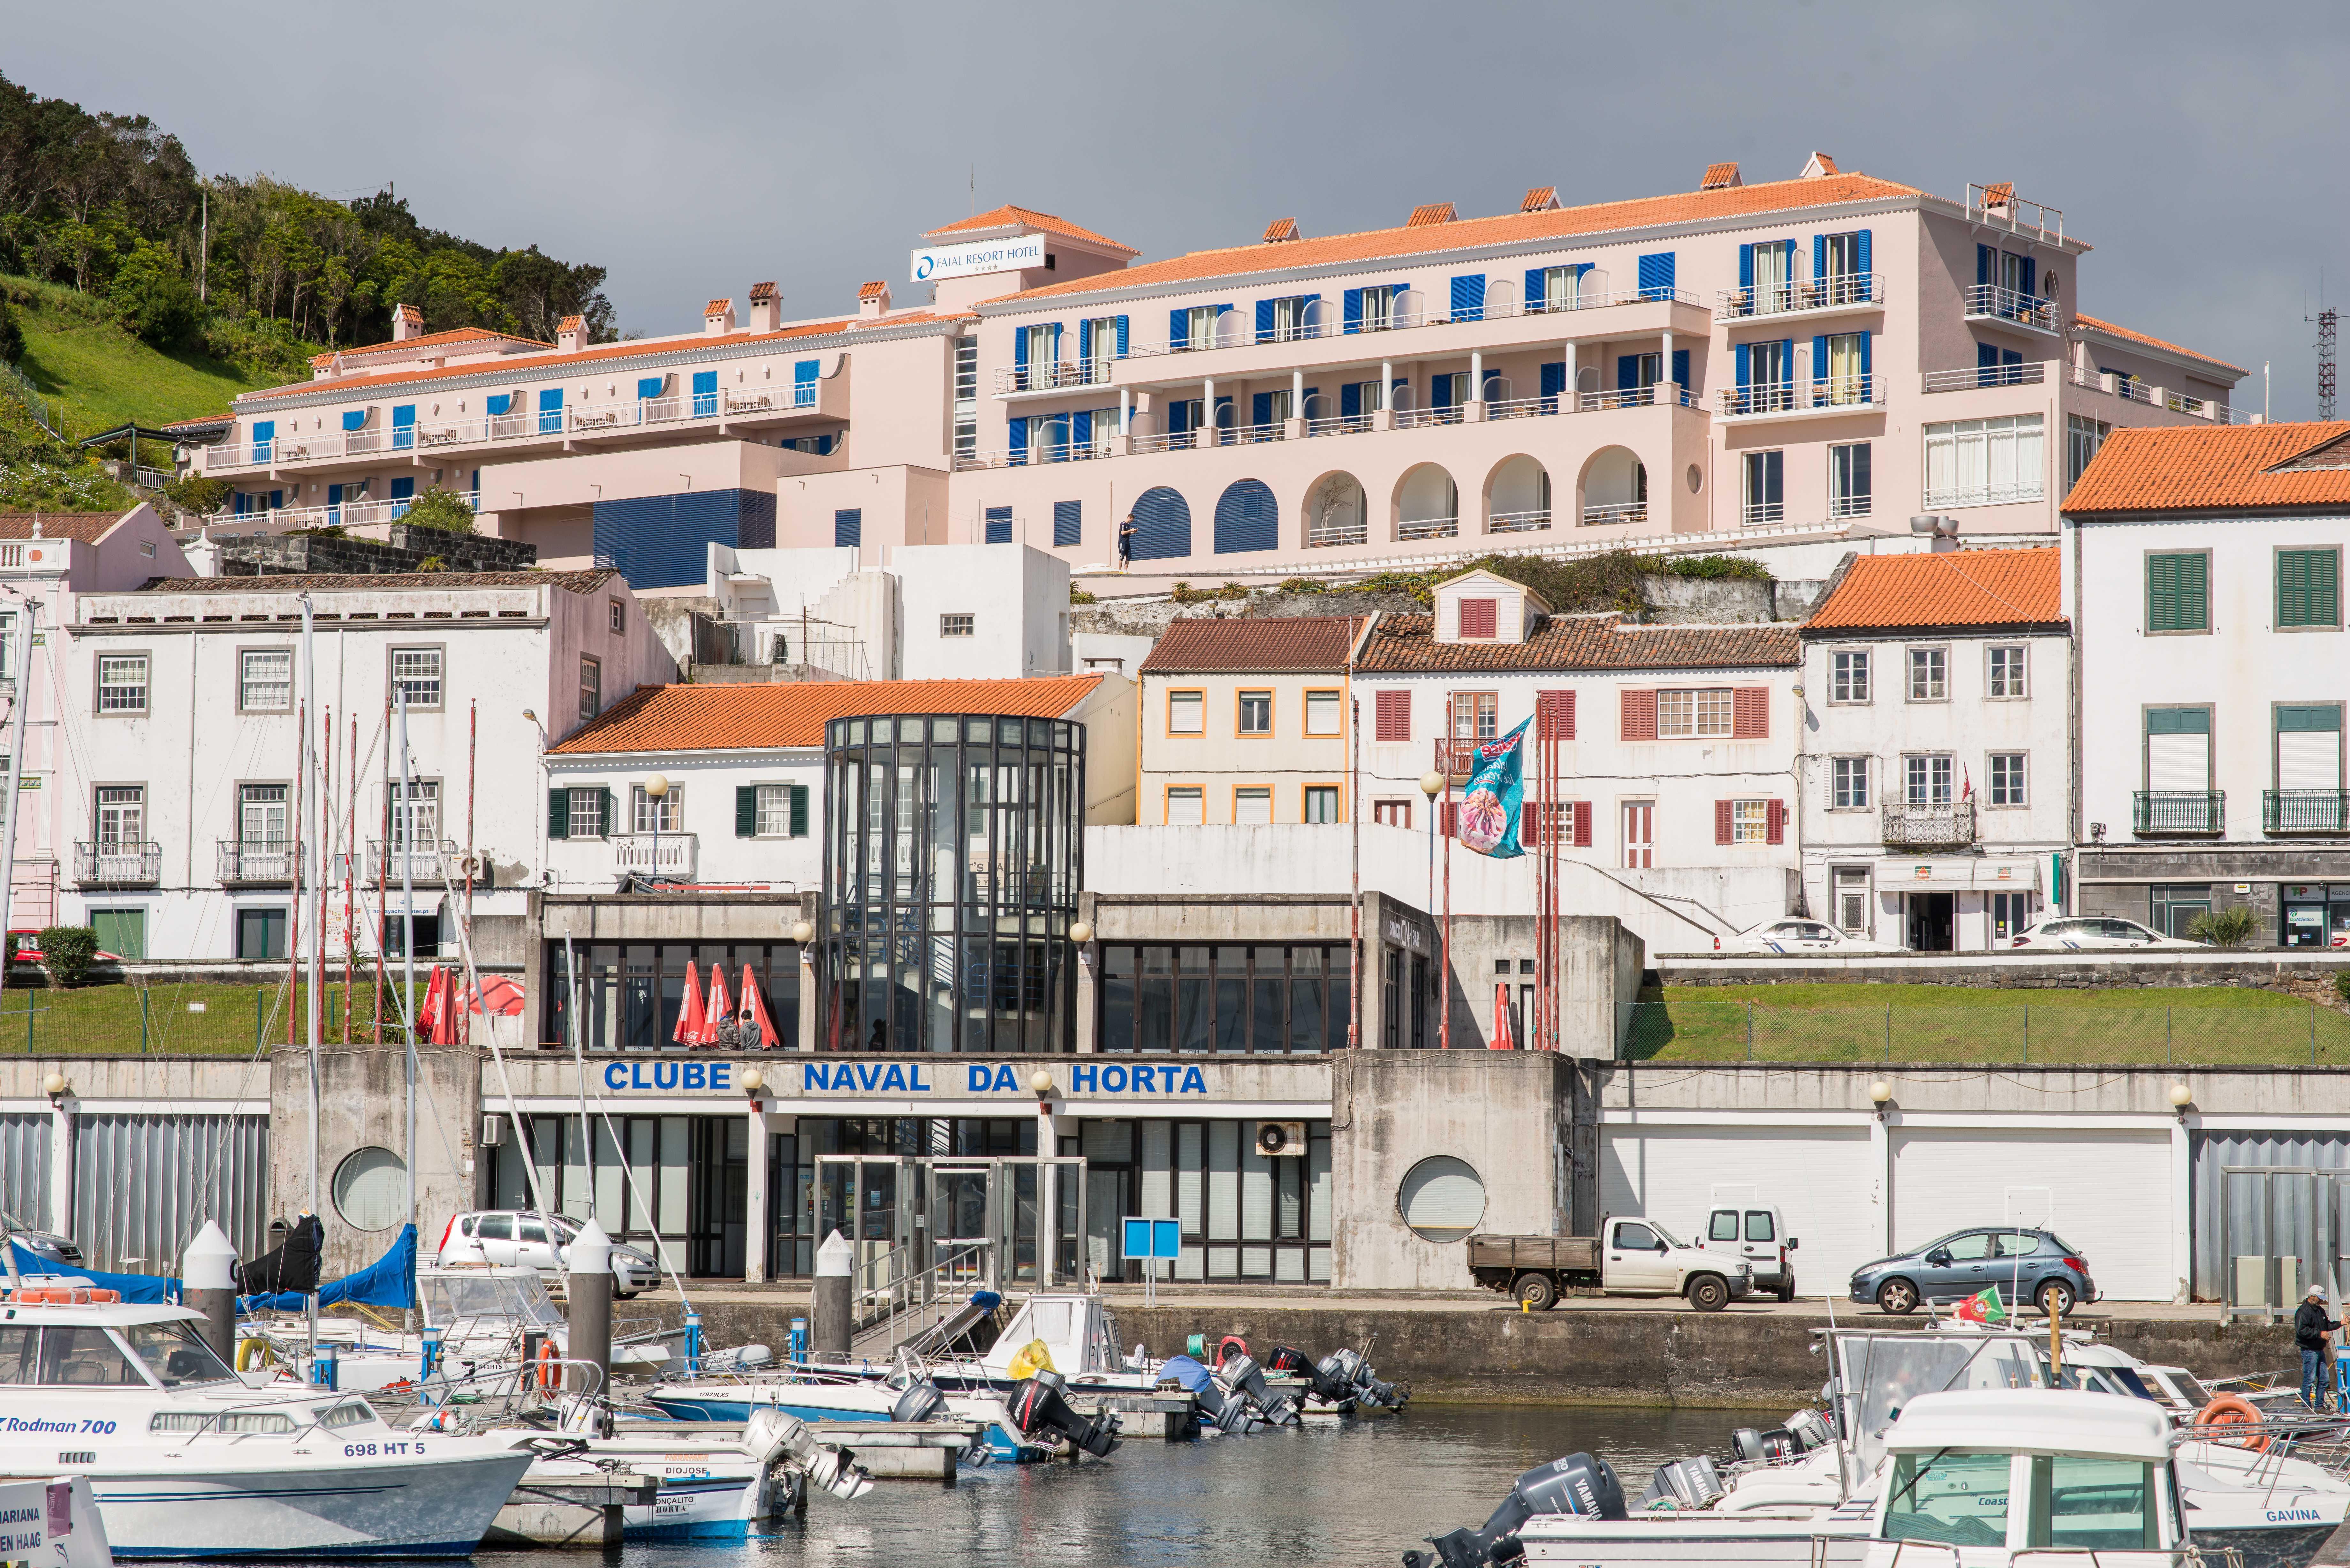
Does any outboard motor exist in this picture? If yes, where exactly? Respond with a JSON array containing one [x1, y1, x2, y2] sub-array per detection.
[[1162, 1354, 1260, 1433], [1217, 1349, 1299, 1426], [1783, 1408, 1832, 1453], [1324, 1346, 1408, 1412], [1404, 1453, 1626, 1568], [1729, 1427, 1799, 1466], [1638, 1456, 1726, 1511], [1267, 1345, 1354, 1409], [1008, 1368, 1119, 1458], [890, 1379, 947, 1425], [745, 1407, 876, 1501]]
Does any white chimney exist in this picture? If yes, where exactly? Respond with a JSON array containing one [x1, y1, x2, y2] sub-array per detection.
[[704, 298, 736, 336], [747, 281, 780, 333]]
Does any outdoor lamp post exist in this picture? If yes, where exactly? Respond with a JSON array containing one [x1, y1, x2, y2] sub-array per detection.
[[1419, 770, 1444, 914], [641, 773, 669, 883]]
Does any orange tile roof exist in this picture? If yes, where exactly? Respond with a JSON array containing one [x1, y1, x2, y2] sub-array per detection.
[[922, 204, 1135, 254], [1000, 171, 1923, 304], [749, 280, 778, 302], [1406, 202, 1457, 228], [0, 510, 133, 542], [1806, 153, 1840, 175], [1804, 548, 2063, 633], [309, 327, 546, 368], [2074, 313, 2246, 376], [2062, 421, 2350, 515], [1138, 615, 1364, 674], [1355, 614, 1797, 673], [1261, 218, 1300, 244], [1699, 162, 1741, 190], [547, 675, 1105, 755], [857, 280, 890, 300], [703, 298, 731, 316], [1519, 187, 1558, 213]]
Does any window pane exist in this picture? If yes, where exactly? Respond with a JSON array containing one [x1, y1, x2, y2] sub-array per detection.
[[1887, 1450, 2013, 1546], [241, 650, 291, 710], [391, 648, 443, 708]]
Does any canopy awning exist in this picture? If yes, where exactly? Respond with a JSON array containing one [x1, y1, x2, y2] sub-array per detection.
[[1874, 857, 2043, 891]]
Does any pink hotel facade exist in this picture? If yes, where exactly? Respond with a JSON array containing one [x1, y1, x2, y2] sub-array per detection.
[[193, 155, 2248, 590]]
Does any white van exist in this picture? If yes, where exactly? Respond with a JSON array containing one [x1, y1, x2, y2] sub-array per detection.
[[1700, 1203, 1797, 1301]]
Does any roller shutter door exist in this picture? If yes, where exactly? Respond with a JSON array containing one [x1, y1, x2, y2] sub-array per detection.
[[1602, 1124, 1879, 1292], [1891, 1127, 2172, 1301]]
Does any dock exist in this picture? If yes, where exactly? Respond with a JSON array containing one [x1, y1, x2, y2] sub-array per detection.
[[618, 1417, 981, 1482], [482, 1469, 657, 1550]]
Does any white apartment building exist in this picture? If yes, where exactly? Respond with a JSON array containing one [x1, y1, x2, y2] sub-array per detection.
[[55, 570, 673, 962], [1799, 546, 2070, 950], [2066, 422, 2350, 945]]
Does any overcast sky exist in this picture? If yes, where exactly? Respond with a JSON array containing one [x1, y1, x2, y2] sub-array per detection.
[[14, 1, 2350, 415]]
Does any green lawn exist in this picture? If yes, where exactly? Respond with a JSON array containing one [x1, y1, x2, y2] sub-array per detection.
[[1628, 983, 2347, 1066], [0, 980, 424, 1056], [5, 275, 266, 437]]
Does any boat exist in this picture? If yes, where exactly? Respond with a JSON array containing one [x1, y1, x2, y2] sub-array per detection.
[[0, 1473, 114, 1568], [0, 1288, 534, 1559], [644, 1359, 1040, 1462]]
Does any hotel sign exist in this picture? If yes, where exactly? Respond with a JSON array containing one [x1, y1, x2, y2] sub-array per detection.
[[910, 233, 1046, 284]]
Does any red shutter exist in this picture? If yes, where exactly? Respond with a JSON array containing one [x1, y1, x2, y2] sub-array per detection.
[[1375, 689, 1411, 742], [1732, 686, 1770, 739], [1714, 800, 1734, 845], [1573, 801, 1593, 847], [1620, 688, 1658, 741], [1459, 597, 1497, 638], [1766, 799, 1786, 844], [1522, 803, 1540, 847], [1536, 688, 1576, 742]]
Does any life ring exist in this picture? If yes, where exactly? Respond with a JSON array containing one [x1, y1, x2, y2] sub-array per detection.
[[2197, 1394, 2269, 1450], [1216, 1335, 1248, 1366], [236, 1337, 274, 1371], [536, 1339, 560, 1392]]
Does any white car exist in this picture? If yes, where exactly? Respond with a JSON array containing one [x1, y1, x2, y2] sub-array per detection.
[[437, 1209, 662, 1297], [1712, 918, 1893, 955], [2009, 916, 2203, 951]]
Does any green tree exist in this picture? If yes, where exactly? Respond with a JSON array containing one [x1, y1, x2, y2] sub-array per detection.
[[0, 292, 20, 364], [107, 238, 200, 348], [399, 486, 475, 533], [163, 472, 230, 514]]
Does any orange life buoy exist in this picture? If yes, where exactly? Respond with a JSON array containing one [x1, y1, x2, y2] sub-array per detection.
[[536, 1338, 559, 1392], [2197, 1394, 2269, 1451], [1216, 1335, 1248, 1366]]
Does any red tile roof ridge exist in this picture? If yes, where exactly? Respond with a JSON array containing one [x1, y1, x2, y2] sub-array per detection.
[[1803, 547, 2062, 631], [1136, 614, 1365, 673], [2062, 421, 2350, 514], [922, 204, 1136, 254], [309, 327, 547, 367], [2073, 312, 2246, 376], [1355, 612, 1799, 672], [129, 569, 617, 593], [0, 510, 133, 542]]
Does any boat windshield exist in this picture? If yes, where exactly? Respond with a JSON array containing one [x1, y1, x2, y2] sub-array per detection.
[[1835, 1333, 2043, 1477], [424, 1270, 564, 1329], [118, 1320, 238, 1387]]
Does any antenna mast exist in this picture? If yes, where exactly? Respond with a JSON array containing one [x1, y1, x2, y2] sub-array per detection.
[[2319, 309, 2339, 421]]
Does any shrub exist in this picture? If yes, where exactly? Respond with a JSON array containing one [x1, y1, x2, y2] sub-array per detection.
[[163, 473, 231, 515], [1068, 587, 1096, 605], [1215, 581, 1251, 600], [37, 926, 100, 988], [2187, 906, 2258, 948], [2336, 970, 2350, 1007], [400, 486, 476, 533], [107, 241, 202, 350], [0, 294, 21, 366], [1277, 577, 1328, 595], [1654, 554, 1771, 581]]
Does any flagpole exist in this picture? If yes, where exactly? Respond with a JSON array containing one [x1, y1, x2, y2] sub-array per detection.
[[1440, 765, 1452, 1052]]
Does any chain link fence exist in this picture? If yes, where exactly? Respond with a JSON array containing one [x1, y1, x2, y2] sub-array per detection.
[[0, 981, 421, 1055], [1624, 999, 2350, 1065]]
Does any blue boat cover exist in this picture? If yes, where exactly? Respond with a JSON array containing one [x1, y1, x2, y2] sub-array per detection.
[[1160, 1354, 1213, 1395], [242, 1223, 416, 1313], [8, 1243, 180, 1304]]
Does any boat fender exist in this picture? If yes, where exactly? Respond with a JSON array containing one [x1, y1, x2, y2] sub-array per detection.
[[1216, 1335, 1248, 1365], [236, 1337, 274, 1371], [2196, 1394, 2270, 1451], [1005, 1338, 1055, 1380]]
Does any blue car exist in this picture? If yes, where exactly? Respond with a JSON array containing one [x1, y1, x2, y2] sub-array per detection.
[[1848, 1227, 2096, 1316]]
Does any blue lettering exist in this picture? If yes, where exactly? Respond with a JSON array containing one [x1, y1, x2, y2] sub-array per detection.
[[603, 1063, 627, 1091], [712, 1063, 731, 1091], [1181, 1066, 1207, 1094], [1103, 1065, 1127, 1092], [1071, 1063, 1097, 1092], [856, 1063, 882, 1091], [630, 1062, 649, 1090], [908, 1064, 931, 1092], [654, 1061, 680, 1090], [1133, 1065, 1156, 1093], [683, 1062, 707, 1090], [804, 1063, 831, 1091], [881, 1064, 906, 1092], [993, 1064, 1020, 1093], [968, 1065, 992, 1092]]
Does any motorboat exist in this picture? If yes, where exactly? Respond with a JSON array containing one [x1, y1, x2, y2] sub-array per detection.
[[0, 1287, 533, 1558], [644, 1359, 1039, 1462], [0, 1473, 113, 1568]]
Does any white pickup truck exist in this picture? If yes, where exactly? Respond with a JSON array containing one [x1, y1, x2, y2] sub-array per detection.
[[1467, 1217, 1756, 1311]]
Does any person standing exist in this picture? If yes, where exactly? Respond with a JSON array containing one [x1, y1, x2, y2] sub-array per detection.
[[1117, 513, 1136, 569], [2297, 1285, 2340, 1410]]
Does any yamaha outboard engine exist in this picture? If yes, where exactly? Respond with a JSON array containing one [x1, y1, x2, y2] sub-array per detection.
[[1404, 1452, 1626, 1568], [1729, 1427, 1799, 1466], [1217, 1349, 1299, 1425], [1324, 1346, 1407, 1412], [1008, 1367, 1119, 1458], [1267, 1345, 1354, 1409], [890, 1379, 947, 1425], [745, 1408, 875, 1501], [1783, 1408, 1832, 1452], [1162, 1354, 1260, 1433], [1639, 1456, 1726, 1511]]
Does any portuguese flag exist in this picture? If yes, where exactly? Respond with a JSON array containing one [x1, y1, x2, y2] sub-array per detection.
[[1956, 1286, 2007, 1324]]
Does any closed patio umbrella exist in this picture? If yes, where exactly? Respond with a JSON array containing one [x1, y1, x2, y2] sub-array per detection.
[[673, 959, 709, 1045]]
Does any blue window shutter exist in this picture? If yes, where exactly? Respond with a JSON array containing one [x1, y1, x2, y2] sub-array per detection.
[[1539, 362, 1565, 400], [1976, 244, 1990, 286], [1251, 392, 1273, 427], [1008, 419, 1028, 456], [1979, 342, 1998, 369], [1812, 335, 1828, 384], [484, 395, 510, 416], [270, 491, 282, 509], [1170, 308, 1187, 350], [2020, 256, 2037, 297], [1672, 349, 1689, 388], [1860, 334, 1873, 382], [794, 360, 817, 387], [390, 478, 414, 501], [327, 483, 343, 509], [1255, 300, 1275, 341], [1212, 479, 1279, 554], [1343, 288, 1364, 332], [985, 505, 1013, 544], [1616, 357, 1636, 391], [1077, 320, 1092, 362], [1637, 252, 1675, 297], [1116, 315, 1129, 356], [636, 376, 663, 400], [1856, 230, 1872, 275], [1449, 274, 1485, 320], [1341, 382, 1362, 419], [1735, 344, 1751, 389], [1053, 500, 1082, 547], [1015, 329, 1029, 367], [1780, 340, 1794, 380], [834, 508, 861, 547], [1523, 268, 1545, 309], [1738, 244, 1754, 290], [1392, 379, 1408, 408], [1217, 303, 1233, 316], [1071, 411, 1091, 449], [1812, 235, 1825, 278], [342, 409, 366, 432], [1050, 322, 1063, 361]]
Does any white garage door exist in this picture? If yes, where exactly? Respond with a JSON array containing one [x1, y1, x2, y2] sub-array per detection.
[[1603, 1125, 1880, 1294], [1891, 1127, 2173, 1302]]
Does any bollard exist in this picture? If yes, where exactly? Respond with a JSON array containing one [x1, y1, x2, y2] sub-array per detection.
[[567, 1220, 614, 1399], [811, 1230, 852, 1363], [788, 1316, 807, 1365], [684, 1309, 703, 1377], [312, 1343, 339, 1391], [181, 1220, 239, 1371]]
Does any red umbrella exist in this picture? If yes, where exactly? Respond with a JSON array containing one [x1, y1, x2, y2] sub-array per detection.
[[705, 965, 733, 1049], [672, 960, 709, 1045], [740, 964, 780, 1049], [419, 964, 455, 1045], [1489, 981, 1517, 1051]]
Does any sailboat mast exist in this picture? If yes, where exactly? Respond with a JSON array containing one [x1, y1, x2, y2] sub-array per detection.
[[300, 595, 319, 1209], [398, 686, 417, 1233]]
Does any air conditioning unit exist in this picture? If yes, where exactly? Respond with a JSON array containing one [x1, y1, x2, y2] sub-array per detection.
[[478, 1114, 506, 1148], [1255, 1120, 1307, 1158]]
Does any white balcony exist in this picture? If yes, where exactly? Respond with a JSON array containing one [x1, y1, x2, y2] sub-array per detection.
[[1713, 273, 1886, 322], [1967, 184, 2065, 244], [368, 839, 458, 886], [1715, 376, 1885, 424], [993, 359, 1120, 401], [2066, 364, 2253, 424], [1963, 285, 2061, 336], [199, 491, 483, 537], [614, 832, 697, 880], [1580, 503, 1648, 526], [1304, 520, 1368, 548], [1396, 516, 1459, 541], [1923, 364, 2046, 394], [1486, 509, 1551, 534]]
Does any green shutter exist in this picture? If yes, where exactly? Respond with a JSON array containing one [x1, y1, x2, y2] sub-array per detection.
[[2147, 552, 2207, 633], [736, 785, 757, 837], [2278, 548, 2340, 628], [2146, 708, 2211, 735], [598, 788, 614, 836], [547, 788, 570, 839], [790, 783, 809, 838], [2278, 705, 2343, 732]]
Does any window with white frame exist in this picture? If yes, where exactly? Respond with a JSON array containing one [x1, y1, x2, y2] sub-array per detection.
[[389, 779, 442, 847], [1731, 799, 1771, 844], [631, 783, 680, 833], [1908, 647, 1948, 701], [579, 655, 601, 722], [1989, 752, 2027, 807], [1742, 449, 1784, 524], [1167, 690, 1203, 735], [1830, 649, 1870, 703], [1304, 690, 1342, 737], [239, 783, 288, 846], [1829, 443, 1871, 517], [1832, 757, 1870, 809], [1988, 645, 2028, 698], [1182, 305, 1222, 351], [2066, 413, 2110, 486], [1358, 285, 1396, 330], [95, 785, 144, 846], [1657, 688, 1733, 738], [97, 654, 149, 714], [567, 789, 607, 840], [1924, 414, 2044, 509], [1904, 754, 1954, 806], [390, 647, 443, 710], [940, 614, 974, 637], [608, 599, 626, 634], [754, 783, 795, 836], [240, 650, 292, 711]]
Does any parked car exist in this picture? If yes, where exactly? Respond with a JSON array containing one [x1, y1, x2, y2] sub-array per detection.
[[2008, 916, 2201, 951], [1698, 1204, 1798, 1301], [1712, 919, 1893, 956], [1468, 1219, 1755, 1312], [437, 1209, 661, 1297], [0, 1208, 84, 1269], [1849, 1226, 2096, 1316]]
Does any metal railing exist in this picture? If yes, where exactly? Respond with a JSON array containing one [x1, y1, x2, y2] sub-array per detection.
[[1222, 420, 1286, 446], [218, 838, 299, 884], [1923, 363, 2046, 393], [2135, 790, 2224, 834], [1126, 429, 1195, 454], [75, 841, 161, 886], [1881, 801, 1976, 848], [850, 1239, 997, 1355], [1121, 284, 1703, 360], [1714, 272, 1885, 320], [1581, 502, 1648, 526], [1304, 520, 1368, 547], [1742, 501, 1785, 525], [1964, 283, 2061, 332], [1967, 183, 2065, 244], [1487, 509, 1551, 533], [1304, 414, 1371, 436], [612, 832, 696, 878], [1922, 483, 2045, 509], [1395, 405, 1467, 430], [1828, 495, 1872, 519], [1484, 394, 1555, 421], [2264, 789, 2350, 834], [207, 490, 482, 534], [369, 838, 459, 885], [1579, 382, 1699, 411], [995, 359, 1117, 394], [1397, 517, 1459, 540], [1717, 375, 1879, 416]]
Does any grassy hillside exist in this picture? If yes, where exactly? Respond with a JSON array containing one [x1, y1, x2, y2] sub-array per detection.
[[3, 275, 274, 437]]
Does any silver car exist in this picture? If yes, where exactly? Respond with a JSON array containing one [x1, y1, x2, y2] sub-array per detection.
[[437, 1210, 662, 1297], [2, 1209, 83, 1270]]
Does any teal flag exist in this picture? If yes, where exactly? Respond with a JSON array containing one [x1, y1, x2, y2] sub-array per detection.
[[1458, 717, 1529, 860]]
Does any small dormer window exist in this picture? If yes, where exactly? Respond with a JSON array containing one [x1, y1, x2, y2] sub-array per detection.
[[1459, 598, 1497, 638]]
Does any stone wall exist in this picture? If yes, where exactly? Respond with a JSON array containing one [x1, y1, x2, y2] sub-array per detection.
[[217, 527, 536, 577]]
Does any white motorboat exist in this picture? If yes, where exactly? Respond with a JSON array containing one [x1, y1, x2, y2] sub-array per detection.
[[0, 1288, 533, 1559], [643, 1364, 1038, 1462], [0, 1473, 114, 1568]]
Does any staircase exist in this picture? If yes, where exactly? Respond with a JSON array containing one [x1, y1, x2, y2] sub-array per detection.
[[845, 1240, 1004, 1361]]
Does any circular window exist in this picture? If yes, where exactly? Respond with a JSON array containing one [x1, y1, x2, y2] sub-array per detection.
[[1686, 464, 1703, 494], [1397, 1155, 1486, 1243], [331, 1146, 407, 1232]]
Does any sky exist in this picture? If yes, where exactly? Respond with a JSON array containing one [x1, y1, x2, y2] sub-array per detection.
[[12, 0, 2350, 416]]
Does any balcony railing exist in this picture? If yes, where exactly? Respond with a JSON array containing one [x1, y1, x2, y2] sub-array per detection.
[[1967, 184, 2064, 244], [1922, 363, 2047, 393], [1304, 414, 1371, 437], [2065, 363, 2251, 421], [1922, 483, 2045, 510], [1881, 802, 1976, 849], [614, 832, 697, 879], [2265, 790, 2350, 835], [1304, 520, 1368, 548], [1395, 405, 1467, 430], [994, 359, 1118, 395], [1127, 283, 1703, 360], [1963, 284, 2060, 333], [1487, 509, 1551, 534], [2134, 791, 2224, 835], [208, 491, 483, 535], [1715, 375, 1880, 417], [369, 838, 458, 886], [1397, 516, 1459, 541], [1580, 502, 1648, 526], [218, 838, 299, 885], [1714, 272, 1885, 320], [76, 841, 160, 886]]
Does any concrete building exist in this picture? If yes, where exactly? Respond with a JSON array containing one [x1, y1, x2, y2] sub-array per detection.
[[1137, 615, 1364, 825], [1799, 545, 2070, 948], [2065, 422, 2350, 943]]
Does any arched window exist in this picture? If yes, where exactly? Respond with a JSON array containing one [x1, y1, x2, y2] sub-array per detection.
[[1213, 479, 1278, 554], [1129, 486, 1191, 561]]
